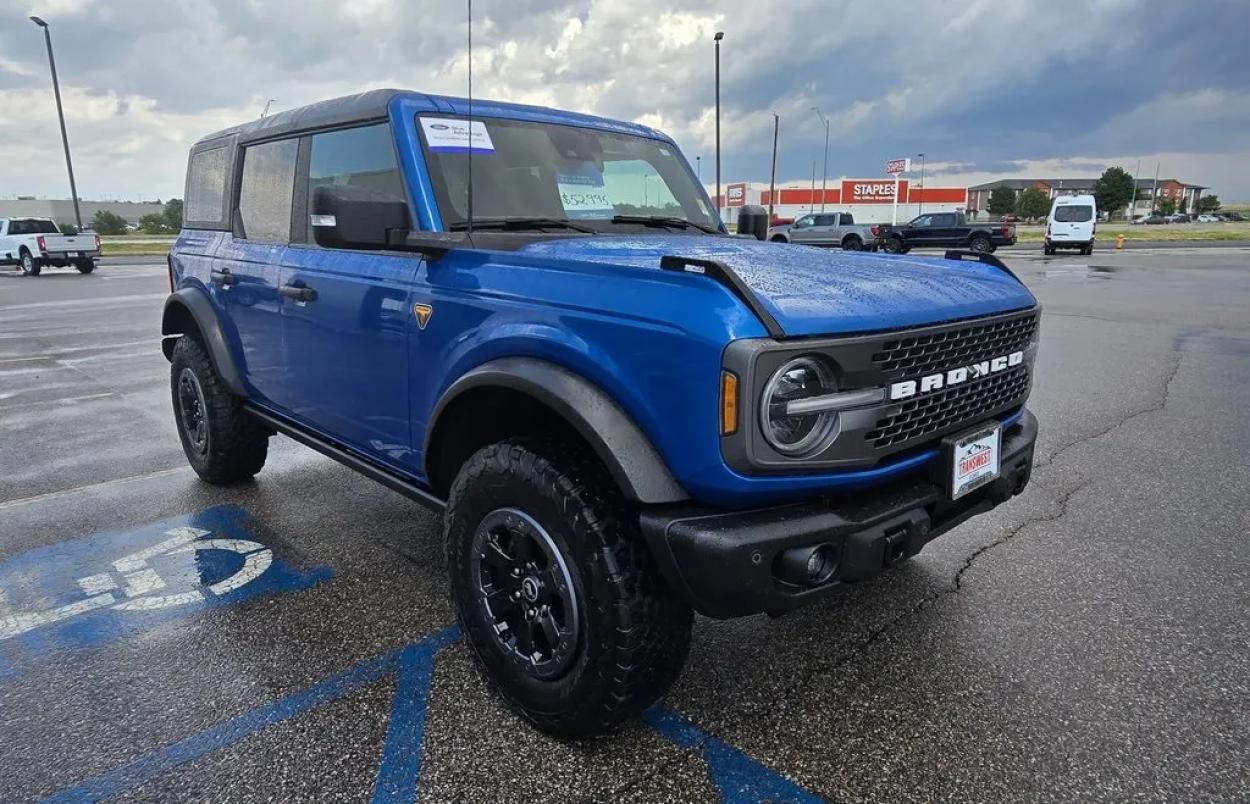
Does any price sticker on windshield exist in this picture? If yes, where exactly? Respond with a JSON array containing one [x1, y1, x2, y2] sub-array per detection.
[[557, 168, 614, 219], [420, 117, 495, 153]]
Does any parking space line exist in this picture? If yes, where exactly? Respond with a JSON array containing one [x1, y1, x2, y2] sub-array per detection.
[[41, 626, 462, 804], [0, 467, 188, 512]]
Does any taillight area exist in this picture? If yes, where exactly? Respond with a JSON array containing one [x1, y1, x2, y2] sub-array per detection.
[[1001, 223, 1010, 237], [166, 254, 175, 293], [36, 235, 47, 252], [94, 234, 101, 251]]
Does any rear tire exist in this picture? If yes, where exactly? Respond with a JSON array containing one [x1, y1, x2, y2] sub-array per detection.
[[76, 259, 96, 274], [170, 335, 269, 484], [969, 235, 992, 253], [19, 250, 40, 276], [841, 236, 863, 251], [445, 439, 693, 738]]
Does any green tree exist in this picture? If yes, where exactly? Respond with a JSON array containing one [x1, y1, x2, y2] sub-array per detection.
[[1196, 195, 1221, 214], [163, 198, 183, 231], [1090, 166, 1135, 219], [1155, 196, 1177, 215], [58, 221, 78, 235], [1015, 187, 1050, 220], [138, 212, 169, 234], [987, 187, 1016, 216], [91, 210, 129, 235]]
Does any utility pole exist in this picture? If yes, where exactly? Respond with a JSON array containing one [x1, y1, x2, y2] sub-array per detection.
[[696, 155, 701, 181], [768, 112, 779, 224], [1151, 162, 1160, 213], [714, 31, 724, 218], [261, 99, 276, 118], [916, 152, 925, 216], [1128, 158, 1141, 220], [30, 16, 82, 231], [809, 161, 816, 214], [811, 107, 829, 212]]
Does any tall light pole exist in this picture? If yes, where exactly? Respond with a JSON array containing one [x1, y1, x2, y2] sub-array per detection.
[[30, 16, 82, 231], [714, 31, 724, 218], [916, 152, 925, 216], [768, 112, 779, 224], [1128, 158, 1141, 220], [261, 98, 276, 118], [811, 107, 829, 212]]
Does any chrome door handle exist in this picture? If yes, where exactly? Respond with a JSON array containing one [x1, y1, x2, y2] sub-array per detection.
[[279, 284, 317, 302]]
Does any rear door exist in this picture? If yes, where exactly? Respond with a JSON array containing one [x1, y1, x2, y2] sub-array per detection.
[[278, 123, 420, 470], [811, 214, 838, 246], [215, 137, 298, 405], [1052, 202, 1094, 243]]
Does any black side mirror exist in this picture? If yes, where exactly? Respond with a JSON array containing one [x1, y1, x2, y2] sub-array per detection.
[[311, 185, 409, 249], [737, 204, 769, 241]]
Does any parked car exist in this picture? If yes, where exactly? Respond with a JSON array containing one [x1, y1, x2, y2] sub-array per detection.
[[1196, 214, 1220, 223], [0, 217, 100, 276], [1044, 194, 1097, 256], [1135, 214, 1167, 225], [1221, 211, 1246, 222], [164, 89, 1040, 738], [767, 211, 879, 250], [876, 212, 1016, 254], [1165, 213, 1190, 224]]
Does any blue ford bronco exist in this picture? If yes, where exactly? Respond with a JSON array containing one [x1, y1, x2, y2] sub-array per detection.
[[164, 89, 1039, 737]]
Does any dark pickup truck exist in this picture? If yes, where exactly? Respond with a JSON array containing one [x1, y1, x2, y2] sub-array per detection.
[[877, 212, 1015, 254]]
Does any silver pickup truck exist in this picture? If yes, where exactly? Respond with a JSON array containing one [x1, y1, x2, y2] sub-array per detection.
[[0, 217, 101, 276], [767, 212, 880, 250]]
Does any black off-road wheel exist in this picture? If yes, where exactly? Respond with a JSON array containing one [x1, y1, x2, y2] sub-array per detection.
[[19, 250, 41, 276], [170, 335, 269, 484], [883, 236, 907, 254], [445, 439, 693, 738]]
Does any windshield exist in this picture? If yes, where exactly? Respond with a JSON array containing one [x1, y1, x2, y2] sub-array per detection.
[[1054, 205, 1093, 222], [418, 115, 719, 232]]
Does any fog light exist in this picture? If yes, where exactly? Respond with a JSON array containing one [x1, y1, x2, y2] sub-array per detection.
[[774, 543, 839, 587]]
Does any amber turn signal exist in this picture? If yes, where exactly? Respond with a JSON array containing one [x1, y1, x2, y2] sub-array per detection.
[[720, 370, 739, 435]]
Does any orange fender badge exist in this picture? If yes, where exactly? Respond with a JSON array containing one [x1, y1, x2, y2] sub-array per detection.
[[414, 304, 433, 329]]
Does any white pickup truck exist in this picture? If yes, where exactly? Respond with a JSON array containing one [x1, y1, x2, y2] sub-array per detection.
[[1, 217, 101, 276]]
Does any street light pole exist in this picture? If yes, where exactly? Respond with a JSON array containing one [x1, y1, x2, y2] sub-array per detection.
[[916, 152, 925, 216], [30, 16, 82, 231], [768, 112, 779, 224], [811, 107, 829, 212], [261, 98, 276, 118], [714, 31, 724, 219]]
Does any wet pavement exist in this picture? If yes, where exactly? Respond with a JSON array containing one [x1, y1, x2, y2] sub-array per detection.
[[1, 247, 1248, 802]]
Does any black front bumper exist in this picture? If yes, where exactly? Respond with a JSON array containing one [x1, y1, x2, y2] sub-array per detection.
[[640, 410, 1038, 619]]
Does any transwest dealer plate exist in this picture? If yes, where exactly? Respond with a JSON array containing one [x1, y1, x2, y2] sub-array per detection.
[[949, 422, 1001, 499]]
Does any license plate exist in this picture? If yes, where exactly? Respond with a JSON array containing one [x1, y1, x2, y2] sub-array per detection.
[[67, 251, 79, 257], [950, 422, 1001, 500]]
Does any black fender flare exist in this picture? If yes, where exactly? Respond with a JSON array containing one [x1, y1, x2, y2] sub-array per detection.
[[160, 288, 246, 396], [425, 357, 688, 504]]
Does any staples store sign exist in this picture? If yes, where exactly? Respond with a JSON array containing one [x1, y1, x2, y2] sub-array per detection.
[[844, 179, 908, 203]]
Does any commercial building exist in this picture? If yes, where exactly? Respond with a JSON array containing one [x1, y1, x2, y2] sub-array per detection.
[[0, 198, 167, 227], [718, 179, 968, 224], [967, 178, 1208, 218]]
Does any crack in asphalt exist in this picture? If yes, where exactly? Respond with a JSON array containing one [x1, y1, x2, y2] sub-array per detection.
[[609, 349, 1188, 800]]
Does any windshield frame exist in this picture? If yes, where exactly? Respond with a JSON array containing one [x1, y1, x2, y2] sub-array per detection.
[[415, 113, 724, 236]]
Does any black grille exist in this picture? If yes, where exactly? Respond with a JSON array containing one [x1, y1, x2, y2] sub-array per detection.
[[866, 366, 1030, 449], [871, 312, 1037, 380]]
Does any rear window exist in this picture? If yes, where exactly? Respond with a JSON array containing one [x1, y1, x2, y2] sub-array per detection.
[[7, 219, 59, 235], [186, 146, 228, 225], [1054, 205, 1093, 223]]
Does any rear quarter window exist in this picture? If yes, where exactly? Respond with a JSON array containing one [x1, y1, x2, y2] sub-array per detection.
[[1054, 205, 1093, 223], [185, 146, 229, 227]]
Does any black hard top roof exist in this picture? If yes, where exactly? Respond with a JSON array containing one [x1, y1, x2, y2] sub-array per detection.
[[194, 88, 413, 149]]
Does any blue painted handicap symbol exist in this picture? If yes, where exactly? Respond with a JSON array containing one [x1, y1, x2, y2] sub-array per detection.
[[0, 505, 331, 675]]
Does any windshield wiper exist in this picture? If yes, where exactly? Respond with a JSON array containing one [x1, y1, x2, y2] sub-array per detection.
[[609, 215, 720, 234], [449, 217, 596, 234]]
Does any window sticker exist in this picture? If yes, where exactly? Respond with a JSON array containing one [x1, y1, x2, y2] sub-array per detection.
[[556, 166, 614, 219], [419, 117, 495, 153]]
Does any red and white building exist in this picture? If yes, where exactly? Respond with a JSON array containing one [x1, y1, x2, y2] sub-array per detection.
[[714, 179, 968, 224]]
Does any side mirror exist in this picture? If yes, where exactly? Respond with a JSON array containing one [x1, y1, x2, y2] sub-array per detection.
[[737, 205, 769, 241], [311, 185, 409, 249]]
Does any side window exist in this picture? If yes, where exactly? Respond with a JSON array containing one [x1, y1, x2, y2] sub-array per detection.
[[306, 124, 407, 245], [237, 138, 298, 242], [814, 214, 836, 226], [841, 213, 854, 225], [912, 215, 933, 227], [794, 216, 813, 229], [186, 146, 228, 224]]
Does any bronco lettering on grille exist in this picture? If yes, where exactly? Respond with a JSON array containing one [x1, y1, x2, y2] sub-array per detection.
[[888, 350, 1024, 401]]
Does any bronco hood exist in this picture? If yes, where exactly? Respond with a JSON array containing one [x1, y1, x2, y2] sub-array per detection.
[[516, 235, 1036, 338]]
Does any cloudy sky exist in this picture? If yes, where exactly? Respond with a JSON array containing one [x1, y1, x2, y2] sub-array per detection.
[[2, 0, 1249, 202]]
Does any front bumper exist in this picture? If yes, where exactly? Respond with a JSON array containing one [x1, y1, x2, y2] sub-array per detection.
[[640, 410, 1037, 618]]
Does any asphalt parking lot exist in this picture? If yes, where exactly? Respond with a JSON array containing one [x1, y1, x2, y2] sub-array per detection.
[[2, 245, 1248, 802]]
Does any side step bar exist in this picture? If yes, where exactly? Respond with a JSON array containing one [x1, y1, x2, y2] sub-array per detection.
[[246, 405, 446, 513]]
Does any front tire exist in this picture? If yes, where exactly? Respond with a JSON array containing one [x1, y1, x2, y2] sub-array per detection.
[[170, 335, 269, 484], [19, 250, 40, 276], [883, 236, 907, 254], [445, 440, 693, 738]]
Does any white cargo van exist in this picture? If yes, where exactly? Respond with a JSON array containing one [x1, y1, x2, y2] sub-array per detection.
[[1044, 194, 1096, 255]]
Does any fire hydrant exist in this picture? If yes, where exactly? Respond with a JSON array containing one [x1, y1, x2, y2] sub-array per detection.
[[1115, 233, 1126, 250]]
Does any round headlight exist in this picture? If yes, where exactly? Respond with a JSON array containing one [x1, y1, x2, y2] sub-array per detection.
[[760, 356, 838, 456]]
